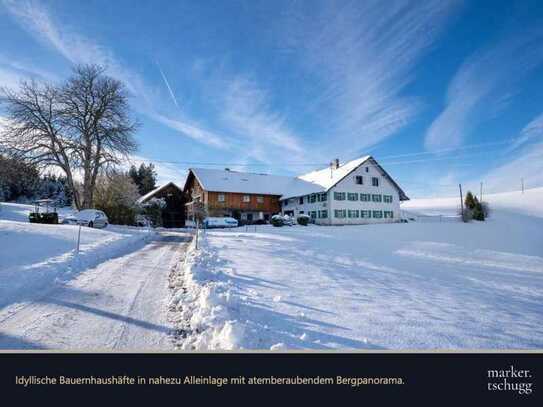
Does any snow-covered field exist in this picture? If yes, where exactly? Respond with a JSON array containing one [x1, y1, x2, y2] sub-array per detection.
[[172, 187, 543, 350]]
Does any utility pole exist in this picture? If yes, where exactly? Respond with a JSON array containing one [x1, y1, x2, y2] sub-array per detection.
[[459, 183, 465, 223], [521, 177, 524, 194], [195, 218, 199, 250]]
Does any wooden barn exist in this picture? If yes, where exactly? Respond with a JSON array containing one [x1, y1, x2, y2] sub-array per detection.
[[137, 182, 186, 228]]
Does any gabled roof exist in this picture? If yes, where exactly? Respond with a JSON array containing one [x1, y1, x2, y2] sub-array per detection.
[[299, 155, 371, 190], [299, 155, 409, 201], [187, 167, 323, 197], [136, 182, 183, 204], [184, 155, 409, 201]]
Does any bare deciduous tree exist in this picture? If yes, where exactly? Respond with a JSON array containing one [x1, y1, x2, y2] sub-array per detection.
[[0, 64, 138, 209]]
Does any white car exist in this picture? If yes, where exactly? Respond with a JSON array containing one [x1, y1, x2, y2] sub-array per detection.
[[62, 209, 109, 228], [204, 217, 239, 228]]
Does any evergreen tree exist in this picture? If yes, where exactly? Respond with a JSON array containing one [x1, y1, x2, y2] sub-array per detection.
[[0, 154, 40, 201], [137, 163, 157, 195], [129, 163, 157, 196], [128, 165, 140, 190], [464, 191, 476, 210]]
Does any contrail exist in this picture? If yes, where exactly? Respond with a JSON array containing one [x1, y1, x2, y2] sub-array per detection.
[[156, 61, 179, 108]]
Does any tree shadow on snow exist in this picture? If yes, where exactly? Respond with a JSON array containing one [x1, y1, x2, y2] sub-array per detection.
[[0, 332, 48, 350]]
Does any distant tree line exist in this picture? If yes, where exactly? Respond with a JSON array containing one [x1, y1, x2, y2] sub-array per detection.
[[0, 154, 160, 225], [0, 154, 73, 206]]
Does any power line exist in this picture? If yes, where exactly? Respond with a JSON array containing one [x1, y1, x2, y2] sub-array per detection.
[[130, 138, 522, 169]]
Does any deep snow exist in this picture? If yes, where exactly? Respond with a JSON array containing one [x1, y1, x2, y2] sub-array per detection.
[[0, 203, 157, 338], [0, 231, 190, 349], [173, 188, 543, 350]]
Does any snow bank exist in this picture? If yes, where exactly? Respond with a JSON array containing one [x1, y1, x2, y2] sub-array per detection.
[[169, 235, 244, 350], [0, 203, 153, 311]]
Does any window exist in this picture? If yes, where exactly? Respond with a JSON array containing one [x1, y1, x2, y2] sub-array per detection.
[[348, 209, 359, 218], [355, 176, 363, 185], [320, 193, 327, 201], [372, 194, 382, 202], [243, 195, 250, 202], [360, 193, 370, 202], [310, 211, 317, 219], [334, 192, 346, 200], [256, 196, 264, 203], [347, 192, 358, 201], [334, 209, 346, 218], [299, 211, 304, 214], [365, 167, 369, 173], [361, 210, 371, 218], [299, 196, 304, 205], [310, 194, 317, 203], [372, 177, 379, 187], [320, 210, 328, 218], [372, 210, 383, 218], [384, 211, 394, 219], [384, 195, 393, 203], [217, 194, 225, 202]]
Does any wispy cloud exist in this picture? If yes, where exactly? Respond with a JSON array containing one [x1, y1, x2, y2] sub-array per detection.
[[482, 141, 543, 193], [510, 112, 543, 150], [281, 0, 460, 156], [2, 0, 228, 150], [220, 76, 306, 163], [425, 27, 543, 151]]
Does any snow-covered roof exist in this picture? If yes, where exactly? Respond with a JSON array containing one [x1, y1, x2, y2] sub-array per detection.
[[136, 182, 182, 204], [189, 168, 323, 197], [186, 155, 409, 200], [299, 155, 371, 190], [299, 155, 408, 200]]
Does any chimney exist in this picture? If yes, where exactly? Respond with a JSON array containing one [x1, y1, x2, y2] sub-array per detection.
[[333, 158, 340, 169]]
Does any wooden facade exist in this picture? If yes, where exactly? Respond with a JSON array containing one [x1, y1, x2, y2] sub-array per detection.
[[184, 171, 281, 223], [139, 182, 186, 228]]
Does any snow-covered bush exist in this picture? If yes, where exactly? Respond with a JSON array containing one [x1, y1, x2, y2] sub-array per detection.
[[271, 214, 284, 227], [296, 214, 310, 226]]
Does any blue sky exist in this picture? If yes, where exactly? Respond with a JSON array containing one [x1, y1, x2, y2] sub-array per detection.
[[1, 0, 543, 197]]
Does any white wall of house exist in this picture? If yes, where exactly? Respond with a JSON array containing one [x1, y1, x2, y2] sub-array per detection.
[[281, 192, 331, 225], [281, 160, 402, 225]]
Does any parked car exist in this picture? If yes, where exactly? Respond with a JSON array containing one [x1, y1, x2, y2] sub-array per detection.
[[203, 217, 239, 228], [62, 209, 109, 228]]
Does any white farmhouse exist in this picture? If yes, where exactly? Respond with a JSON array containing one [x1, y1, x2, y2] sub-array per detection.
[[280, 156, 409, 225], [182, 155, 408, 226]]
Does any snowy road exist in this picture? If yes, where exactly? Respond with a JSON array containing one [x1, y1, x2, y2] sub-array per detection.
[[0, 231, 190, 350]]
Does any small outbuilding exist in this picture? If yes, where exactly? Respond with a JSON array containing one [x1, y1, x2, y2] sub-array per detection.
[[136, 182, 186, 228]]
